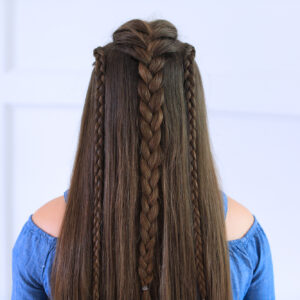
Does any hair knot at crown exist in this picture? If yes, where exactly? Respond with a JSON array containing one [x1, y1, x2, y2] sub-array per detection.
[[112, 19, 181, 63]]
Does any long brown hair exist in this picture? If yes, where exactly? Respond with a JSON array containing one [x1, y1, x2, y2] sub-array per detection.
[[50, 19, 232, 300]]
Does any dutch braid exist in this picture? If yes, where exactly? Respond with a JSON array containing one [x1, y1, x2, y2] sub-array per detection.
[[113, 19, 177, 300], [136, 39, 165, 300], [183, 43, 207, 300], [92, 46, 106, 300]]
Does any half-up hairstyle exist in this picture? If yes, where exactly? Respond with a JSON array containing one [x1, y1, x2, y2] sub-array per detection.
[[50, 18, 233, 300]]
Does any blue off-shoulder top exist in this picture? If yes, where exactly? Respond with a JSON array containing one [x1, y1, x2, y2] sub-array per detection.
[[11, 190, 275, 299]]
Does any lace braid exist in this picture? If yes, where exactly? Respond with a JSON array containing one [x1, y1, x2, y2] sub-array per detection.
[[92, 46, 106, 300], [113, 19, 177, 300], [183, 43, 207, 300]]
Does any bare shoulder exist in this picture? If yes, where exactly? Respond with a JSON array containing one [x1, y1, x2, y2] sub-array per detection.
[[225, 195, 255, 241], [31, 195, 66, 238]]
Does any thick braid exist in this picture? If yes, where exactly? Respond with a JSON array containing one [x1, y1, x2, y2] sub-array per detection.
[[183, 44, 207, 300], [92, 46, 105, 300], [113, 19, 177, 300], [137, 42, 166, 300]]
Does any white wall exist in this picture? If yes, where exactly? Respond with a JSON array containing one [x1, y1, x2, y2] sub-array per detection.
[[1, 0, 299, 298]]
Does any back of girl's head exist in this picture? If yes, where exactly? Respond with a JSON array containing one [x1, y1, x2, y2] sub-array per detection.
[[50, 18, 233, 300]]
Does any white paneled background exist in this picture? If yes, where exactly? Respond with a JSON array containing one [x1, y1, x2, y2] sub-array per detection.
[[1, 0, 299, 298]]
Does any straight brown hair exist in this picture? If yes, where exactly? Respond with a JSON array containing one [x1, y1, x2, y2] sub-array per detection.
[[50, 19, 233, 300]]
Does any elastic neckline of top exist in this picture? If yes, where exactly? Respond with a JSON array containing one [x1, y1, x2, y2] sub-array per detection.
[[26, 212, 259, 248], [227, 214, 259, 247]]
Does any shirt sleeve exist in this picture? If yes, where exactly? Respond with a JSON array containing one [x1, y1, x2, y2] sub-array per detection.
[[244, 219, 276, 300], [11, 216, 52, 300]]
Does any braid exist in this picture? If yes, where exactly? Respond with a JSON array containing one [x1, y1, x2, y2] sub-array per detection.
[[183, 44, 207, 300], [136, 42, 166, 300], [113, 19, 178, 300], [92, 46, 106, 300]]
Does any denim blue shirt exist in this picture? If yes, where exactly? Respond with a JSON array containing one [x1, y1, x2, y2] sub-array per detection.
[[11, 190, 275, 299]]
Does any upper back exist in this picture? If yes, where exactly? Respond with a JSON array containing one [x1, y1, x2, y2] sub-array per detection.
[[15, 191, 274, 300]]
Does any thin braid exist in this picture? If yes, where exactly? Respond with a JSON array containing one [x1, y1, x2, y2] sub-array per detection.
[[92, 46, 105, 300], [183, 44, 207, 300]]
